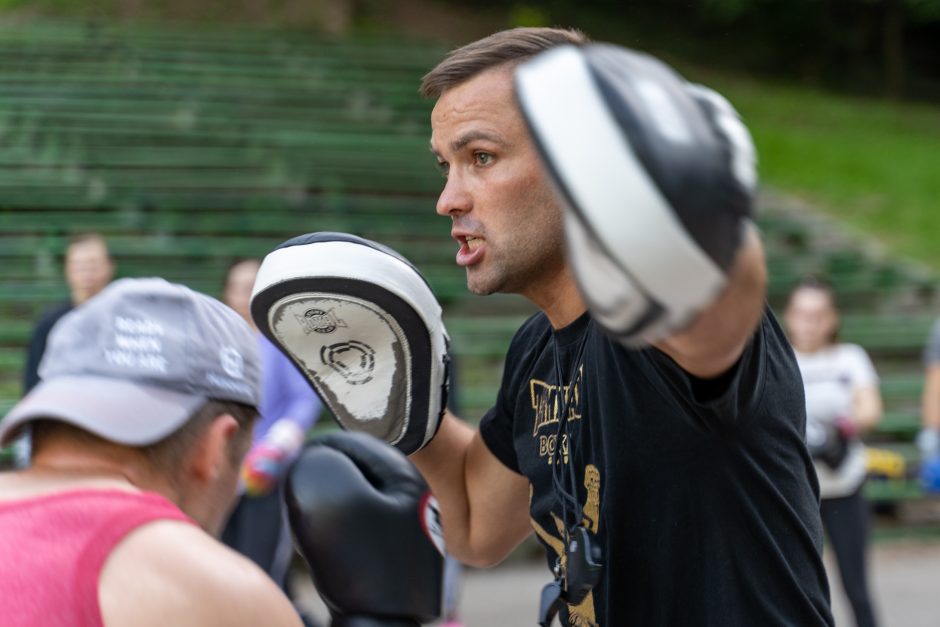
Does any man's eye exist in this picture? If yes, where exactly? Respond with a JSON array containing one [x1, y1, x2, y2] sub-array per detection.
[[474, 152, 493, 166], [436, 161, 450, 178]]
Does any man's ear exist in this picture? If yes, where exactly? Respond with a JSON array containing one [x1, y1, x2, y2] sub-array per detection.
[[190, 414, 242, 483]]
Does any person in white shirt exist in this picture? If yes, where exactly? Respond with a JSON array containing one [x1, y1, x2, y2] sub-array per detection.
[[785, 277, 883, 627]]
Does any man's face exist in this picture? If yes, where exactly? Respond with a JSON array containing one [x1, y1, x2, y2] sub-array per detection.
[[65, 239, 113, 305], [430, 66, 566, 299]]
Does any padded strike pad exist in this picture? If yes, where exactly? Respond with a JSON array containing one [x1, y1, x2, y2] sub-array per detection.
[[251, 233, 449, 455], [515, 44, 753, 345]]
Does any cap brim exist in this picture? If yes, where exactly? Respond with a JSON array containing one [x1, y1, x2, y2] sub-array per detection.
[[0, 375, 207, 447]]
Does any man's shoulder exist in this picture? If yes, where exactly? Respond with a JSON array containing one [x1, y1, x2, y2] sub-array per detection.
[[34, 301, 73, 328], [100, 520, 301, 627]]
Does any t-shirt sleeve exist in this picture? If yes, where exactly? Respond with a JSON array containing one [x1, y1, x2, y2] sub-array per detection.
[[843, 344, 879, 388], [646, 307, 780, 427], [477, 317, 549, 476], [479, 354, 523, 473], [479, 402, 521, 475], [924, 319, 940, 366]]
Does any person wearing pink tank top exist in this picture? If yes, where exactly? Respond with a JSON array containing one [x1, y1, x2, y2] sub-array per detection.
[[0, 279, 303, 627]]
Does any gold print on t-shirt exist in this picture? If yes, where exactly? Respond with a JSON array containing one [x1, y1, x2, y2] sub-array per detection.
[[530, 507, 567, 557], [567, 599, 599, 627], [529, 365, 583, 437], [538, 432, 569, 465], [529, 480, 600, 626], [582, 464, 600, 534], [531, 366, 584, 467]]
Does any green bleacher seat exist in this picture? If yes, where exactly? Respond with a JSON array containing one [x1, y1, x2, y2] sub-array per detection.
[[2, 22, 939, 527]]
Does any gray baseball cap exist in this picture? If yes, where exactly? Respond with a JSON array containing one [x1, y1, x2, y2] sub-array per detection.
[[0, 277, 261, 447]]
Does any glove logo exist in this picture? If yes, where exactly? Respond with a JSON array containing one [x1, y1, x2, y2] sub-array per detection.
[[320, 340, 376, 385], [419, 492, 446, 556], [296, 307, 347, 335]]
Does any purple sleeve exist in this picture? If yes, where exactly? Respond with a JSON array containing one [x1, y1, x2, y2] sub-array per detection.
[[259, 336, 323, 434]]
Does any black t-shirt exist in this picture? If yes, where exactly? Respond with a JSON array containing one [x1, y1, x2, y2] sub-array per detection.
[[22, 301, 73, 395], [480, 309, 833, 626]]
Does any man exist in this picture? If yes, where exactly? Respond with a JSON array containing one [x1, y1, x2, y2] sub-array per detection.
[[249, 27, 834, 626], [0, 278, 302, 627], [409, 28, 832, 625], [23, 232, 115, 393], [13, 233, 113, 468]]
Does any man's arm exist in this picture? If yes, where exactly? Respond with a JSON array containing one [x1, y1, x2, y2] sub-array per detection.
[[853, 384, 884, 433], [921, 365, 940, 432], [916, 324, 940, 459], [918, 366, 940, 463], [655, 225, 767, 380], [410, 412, 532, 568], [99, 520, 303, 627]]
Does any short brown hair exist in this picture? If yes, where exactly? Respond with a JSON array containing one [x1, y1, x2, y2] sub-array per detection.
[[141, 399, 258, 470], [420, 27, 588, 98], [31, 399, 258, 476]]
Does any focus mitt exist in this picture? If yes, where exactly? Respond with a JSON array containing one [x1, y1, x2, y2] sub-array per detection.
[[515, 43, 757, 346], [251, 233, 450, 455]]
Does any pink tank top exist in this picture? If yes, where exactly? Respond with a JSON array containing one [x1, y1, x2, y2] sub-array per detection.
[[0, 488, 193, 627]]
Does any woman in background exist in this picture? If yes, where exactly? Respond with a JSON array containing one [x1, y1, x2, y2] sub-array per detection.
[[221, 259, 323, 594], [785, 277, 883, 627]]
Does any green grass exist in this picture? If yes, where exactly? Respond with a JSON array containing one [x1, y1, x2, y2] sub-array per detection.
[[695, 72, 940, 271]]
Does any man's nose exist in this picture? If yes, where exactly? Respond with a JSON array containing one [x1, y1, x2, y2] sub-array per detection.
[[436, 173, 472, 217]]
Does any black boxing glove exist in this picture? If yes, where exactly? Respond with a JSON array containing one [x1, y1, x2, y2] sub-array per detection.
[[515, 43, 757, 346], [251, 232, 450, 455], [285, 432, 444, 627]]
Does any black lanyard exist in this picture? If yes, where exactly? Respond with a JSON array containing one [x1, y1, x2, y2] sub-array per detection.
[[539, 329, 602, 626], [550, 332, 587, 531]]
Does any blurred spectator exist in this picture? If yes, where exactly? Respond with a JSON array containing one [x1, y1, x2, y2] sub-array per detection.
[[15, 233, 115, 467], [22, 232, 115, 394], [784, 278, 882, 627], [442, 553, 464, 626], [219, 259, 323, 591], [0, 278, 302, 627], [917, 320, 940, 491]]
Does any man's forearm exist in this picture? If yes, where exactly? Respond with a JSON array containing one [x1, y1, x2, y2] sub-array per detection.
[[410, 412, 532, 567], [922, 366, 940, 430], [410, 413, 477, 560]]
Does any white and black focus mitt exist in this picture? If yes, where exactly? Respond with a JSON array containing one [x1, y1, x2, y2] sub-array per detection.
[[515, 43, 757, 346], [251, 233, 450, 455]]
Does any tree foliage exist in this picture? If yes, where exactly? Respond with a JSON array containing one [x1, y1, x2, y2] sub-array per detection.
[[506, 0, 940, 100]]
